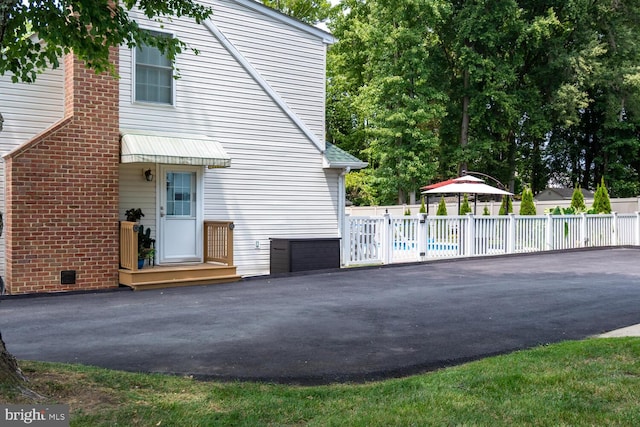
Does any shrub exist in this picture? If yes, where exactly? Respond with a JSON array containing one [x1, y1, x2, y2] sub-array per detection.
[[483, 206, 490, 216], [437, 196, 448, 216], [519, 187, 536, 215], [592, 177, 612, 214], [419, 197, 426, 214], [459, 194, 472, 215], [498, 196, 513, 215], [570, 185, 586, 212]]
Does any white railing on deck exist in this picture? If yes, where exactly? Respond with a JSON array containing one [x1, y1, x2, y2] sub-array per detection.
[[343, 212, 640, 266]]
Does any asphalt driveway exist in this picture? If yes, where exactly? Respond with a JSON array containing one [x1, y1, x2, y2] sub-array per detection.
[[2, 248, 640, 385]]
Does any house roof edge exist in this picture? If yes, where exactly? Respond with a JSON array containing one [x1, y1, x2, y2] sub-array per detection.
[[231, 0, 336, 44]]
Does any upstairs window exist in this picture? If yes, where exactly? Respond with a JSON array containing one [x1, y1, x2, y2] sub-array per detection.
[[135, 32, 173, 104]]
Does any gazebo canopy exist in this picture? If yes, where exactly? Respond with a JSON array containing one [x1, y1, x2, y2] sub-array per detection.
[[420, 175, 512, 215], [421, 175, 512, 196]]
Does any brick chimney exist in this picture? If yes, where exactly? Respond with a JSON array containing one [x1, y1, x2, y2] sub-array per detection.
[[4, 48, 120, 294]]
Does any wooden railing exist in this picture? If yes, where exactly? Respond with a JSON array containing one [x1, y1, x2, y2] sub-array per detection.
[[120, 221, 139, 271], [204, 220, 234, 265], [120, 220, 235, 270]]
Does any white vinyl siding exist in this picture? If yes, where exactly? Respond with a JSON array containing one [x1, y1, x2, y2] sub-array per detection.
[[213, 0, 327, 143], [0, 66, 65, 277], [120, 1, 339, 276], [118, 163, 157, 242], [0, 67, 65, 154]]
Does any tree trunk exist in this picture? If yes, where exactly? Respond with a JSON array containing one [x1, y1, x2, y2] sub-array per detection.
[[0, 332, 42, 399], [409, 189, 416, 205], [0, 332, 26, 382], [507, 130, 517, 193], [459, 69, 470, 176]]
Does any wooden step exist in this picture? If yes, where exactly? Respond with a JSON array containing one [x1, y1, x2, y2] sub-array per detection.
[[119, 263, 241, 290], [126, 275, 242, 291]]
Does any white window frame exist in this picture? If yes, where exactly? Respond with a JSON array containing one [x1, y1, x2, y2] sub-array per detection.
[[132, 28, 177, 106]]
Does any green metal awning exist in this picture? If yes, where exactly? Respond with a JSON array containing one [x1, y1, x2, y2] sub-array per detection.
[[120, 130, 231, 168]]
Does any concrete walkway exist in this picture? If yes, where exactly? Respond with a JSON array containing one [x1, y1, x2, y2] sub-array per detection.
[[2, 248, 640, 385], [599, 324, 640, 337]]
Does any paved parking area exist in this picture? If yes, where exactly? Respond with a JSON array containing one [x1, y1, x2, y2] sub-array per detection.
[[2, 248, 640, 384]]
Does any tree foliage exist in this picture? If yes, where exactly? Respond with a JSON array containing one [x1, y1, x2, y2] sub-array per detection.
[[0, 0, 212, 83], [345, 169, 377, 206], [327, 0, 640, 204], [261, 0, 332, 24], [328, 0, 447, 205]]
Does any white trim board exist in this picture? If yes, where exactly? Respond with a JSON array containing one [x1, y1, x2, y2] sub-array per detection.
[[231, 0, 336, 44]]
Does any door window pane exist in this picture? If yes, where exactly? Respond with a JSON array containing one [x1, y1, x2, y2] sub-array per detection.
[[166, 172, 195, 217]]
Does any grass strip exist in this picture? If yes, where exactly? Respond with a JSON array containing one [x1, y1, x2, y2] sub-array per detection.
[[2, 338, 639, 426]]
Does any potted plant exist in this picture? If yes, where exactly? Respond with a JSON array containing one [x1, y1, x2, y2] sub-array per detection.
[[124, 208, 154, 268], [125, 208, 144, 223], [138, 247, 155, 269], [137, 224, 155, 269]]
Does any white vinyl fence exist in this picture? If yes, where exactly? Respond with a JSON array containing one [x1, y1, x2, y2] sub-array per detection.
[[343, 213, 640, 266]]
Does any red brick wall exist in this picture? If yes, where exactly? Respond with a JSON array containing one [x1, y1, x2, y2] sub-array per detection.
[[5, 49, 120, 294]]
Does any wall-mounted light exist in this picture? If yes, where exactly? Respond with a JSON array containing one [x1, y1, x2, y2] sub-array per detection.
[[144, 169, 154, 182]]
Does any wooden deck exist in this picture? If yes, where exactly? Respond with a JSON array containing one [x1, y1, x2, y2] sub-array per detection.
[[119, 263, 241, 291]]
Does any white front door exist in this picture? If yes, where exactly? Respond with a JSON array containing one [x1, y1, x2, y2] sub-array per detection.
[[159, 166, 203, 263]]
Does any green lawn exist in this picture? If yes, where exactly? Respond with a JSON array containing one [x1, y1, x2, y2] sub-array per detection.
[[2, 338, 639, 426]]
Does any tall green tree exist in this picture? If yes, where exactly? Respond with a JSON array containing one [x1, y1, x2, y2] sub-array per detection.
[[326, 0, 376, 202], [328, 0, 448, 205], [328, 1, 640, 201], [434, 1, 561, 191], [543, 1, 640, 196]]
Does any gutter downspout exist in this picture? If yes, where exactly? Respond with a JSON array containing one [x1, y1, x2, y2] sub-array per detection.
[[339, 167, 351, 266]]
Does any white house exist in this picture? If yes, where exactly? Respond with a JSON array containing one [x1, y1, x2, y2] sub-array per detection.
[[0, 0, 366, 294]]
